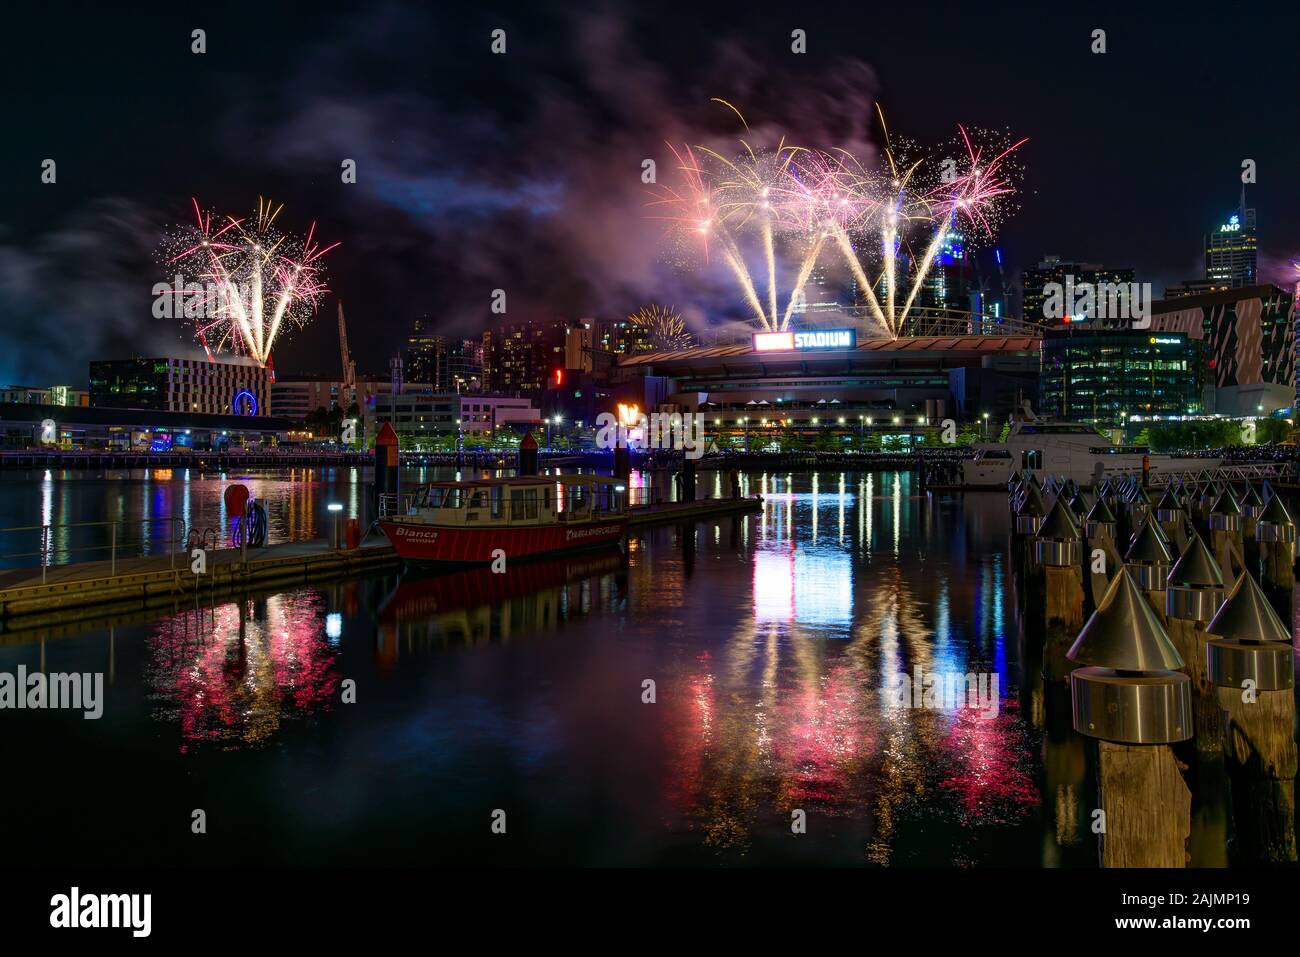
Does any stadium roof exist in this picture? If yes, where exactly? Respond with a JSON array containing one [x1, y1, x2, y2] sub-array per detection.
[[618, 335, 1040, 367]]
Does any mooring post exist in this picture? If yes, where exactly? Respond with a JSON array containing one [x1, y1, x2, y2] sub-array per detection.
[[1255, 492, 1295, 616], [1195, 480, 1219, 529], [1208, 487, 1243, 581], [1153, 487, 1186, 548], [1035, 498, 1085, 682], [1124, 518, 1172, 623], [1206, 572, 1298, 863], [1013, 481, 1045, 539], [518, 431, 539, 477], [1165, 532, 1227, 750], [1123, 483, 1152, 545], [1069, 569, 1193, 868], [1239, 483, 1263, 544]]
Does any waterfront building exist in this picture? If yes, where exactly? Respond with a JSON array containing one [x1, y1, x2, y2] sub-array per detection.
[[271, 374, 393, 423], [365, 391, 540, 446], [1148, 284, 1296, 415], [0, 401, 290, 450], [89, 357, 270, 418], [1164, 279, 1230, 299], [0, 384, 88, 407], [1040, 329, 1203, 426], [482, 321, 567, 395]]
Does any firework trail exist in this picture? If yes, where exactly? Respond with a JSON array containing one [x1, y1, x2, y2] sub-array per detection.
[[162, 197, 338, 366], [628, 304, 694, 351]]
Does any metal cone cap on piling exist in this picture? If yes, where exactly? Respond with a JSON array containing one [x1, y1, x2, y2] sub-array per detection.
[[1068, 569, 1192, 744], [1167, 533, 1223, 589], [1165, 533, 1225, 623], [1085, 495, 1116, 526], [1068, 568, 1186, 670], [1038, 498, 1080, 540], [1206, 572, 1295, 691], [1257, 492, 1294, 533], [1206, 573, 1291, 644], [1017, 482, 1044, 515], [1126, 518, 1173, 565], [1210, 488, 1240, 516], [1154, 487, 1182, 516], [1035, 498, 1082, 567]]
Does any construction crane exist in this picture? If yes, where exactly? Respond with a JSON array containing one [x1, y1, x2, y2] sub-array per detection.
[[338, 300, 357, 409]]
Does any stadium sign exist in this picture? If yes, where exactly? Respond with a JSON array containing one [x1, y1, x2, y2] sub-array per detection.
[[753, 328, 857, 352]]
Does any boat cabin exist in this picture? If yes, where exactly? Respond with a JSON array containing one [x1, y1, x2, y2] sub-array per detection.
[[406, 475, 628, 527]]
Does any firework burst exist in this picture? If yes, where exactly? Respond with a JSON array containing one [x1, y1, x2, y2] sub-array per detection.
[[162, 197, 338, 366], [628, 304, 694, 351], [649, 104, 1026, 339]]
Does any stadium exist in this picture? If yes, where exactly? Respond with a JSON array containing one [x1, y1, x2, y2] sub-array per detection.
[[617, 309, 1043, 444]]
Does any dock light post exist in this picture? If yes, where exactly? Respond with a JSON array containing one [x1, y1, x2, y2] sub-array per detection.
[[741, 416, 749, 452], [982, 411, 989, 440], [1206, 571, 1297, 862], [1067, 568, 1192, 867], [328, 502, 343, 550]]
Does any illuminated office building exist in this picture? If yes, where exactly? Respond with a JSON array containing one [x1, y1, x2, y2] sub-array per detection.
[[1205, 203, 1257, 288]]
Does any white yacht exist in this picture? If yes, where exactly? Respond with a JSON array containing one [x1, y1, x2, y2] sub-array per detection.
[[958, 415, 1219, 489]]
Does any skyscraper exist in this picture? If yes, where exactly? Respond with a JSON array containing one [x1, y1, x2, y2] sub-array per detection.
[[1020, 257, 1136, 326], [404, 319, 485, 392], [1204, 189, 1257, 288], [404, 318, 439, 385]]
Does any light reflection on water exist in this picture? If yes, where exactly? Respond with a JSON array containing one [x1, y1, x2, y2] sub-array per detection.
[[0, 469, 1247, 865]]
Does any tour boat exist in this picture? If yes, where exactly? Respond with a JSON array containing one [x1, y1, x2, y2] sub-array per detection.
[[956, 416, 1221, 489], [379, 475, 630, 564]]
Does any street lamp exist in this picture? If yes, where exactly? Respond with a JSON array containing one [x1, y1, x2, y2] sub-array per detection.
[[982, 411, 989, 441]]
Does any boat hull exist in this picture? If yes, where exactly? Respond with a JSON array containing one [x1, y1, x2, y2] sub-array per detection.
[[380, 517, 629, 564]]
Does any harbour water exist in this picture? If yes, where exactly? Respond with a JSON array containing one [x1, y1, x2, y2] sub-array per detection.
[[1, 467, 1293, 865]]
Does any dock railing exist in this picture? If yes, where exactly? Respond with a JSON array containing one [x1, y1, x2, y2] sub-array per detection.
[[0, 516, 187, 584]]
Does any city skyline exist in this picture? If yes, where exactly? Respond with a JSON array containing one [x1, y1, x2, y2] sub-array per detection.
[[2, 2, 1298, 383]]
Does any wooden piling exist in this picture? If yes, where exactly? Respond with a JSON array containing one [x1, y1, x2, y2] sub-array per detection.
[[1096, 740, 1192, 868], [1217, 687, 1298, 863]]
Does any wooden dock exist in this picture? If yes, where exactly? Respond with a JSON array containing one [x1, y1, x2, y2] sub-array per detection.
[[628, 495, 763, 527], [0, 495, 762, 631], [0, 540, 399, 625]]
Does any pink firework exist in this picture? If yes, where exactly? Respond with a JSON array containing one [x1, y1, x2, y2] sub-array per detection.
[[162, 196, 338, 366]]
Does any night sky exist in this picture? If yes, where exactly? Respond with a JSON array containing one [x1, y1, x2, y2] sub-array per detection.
[[3, 1, 1297, 384]]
